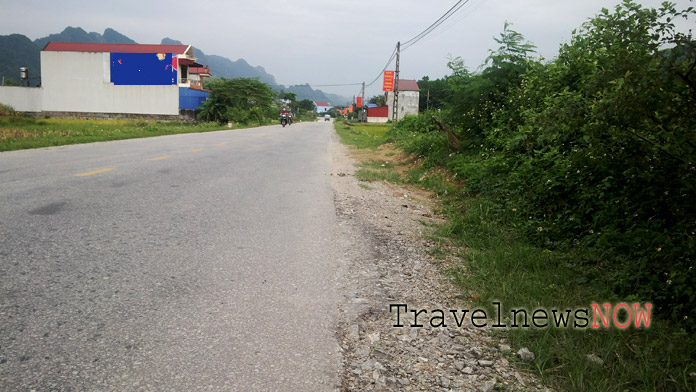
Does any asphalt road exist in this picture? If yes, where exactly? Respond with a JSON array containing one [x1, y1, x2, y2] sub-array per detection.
[[0, 120, 342, 391]]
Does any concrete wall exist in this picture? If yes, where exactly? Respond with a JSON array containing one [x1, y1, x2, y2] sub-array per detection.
[[0, 86, 43, 112], [41, 51, 179, 115], [387, 90, 419, 121], [367, 106, 389, 123]]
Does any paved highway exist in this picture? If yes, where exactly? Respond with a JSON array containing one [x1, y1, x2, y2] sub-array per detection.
[[0, 121, 342, 391]]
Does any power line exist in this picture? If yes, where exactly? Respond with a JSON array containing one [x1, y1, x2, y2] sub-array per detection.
[[310, 82, 363, 87], [416, 0, 485, 46], [309, 43, 398, 91], [402, 0, 465, 47], [309, 1, 477, 93], [366, 44, 398, 87], [402, 0, 473, 52]]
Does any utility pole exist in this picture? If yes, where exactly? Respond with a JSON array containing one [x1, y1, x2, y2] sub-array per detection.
[[361, 81, 365, 123], [427, 88, 430, 111], [392, 41, 400, 124]]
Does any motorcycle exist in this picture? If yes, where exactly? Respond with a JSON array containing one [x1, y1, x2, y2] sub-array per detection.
[[280, 113, 288, 127]]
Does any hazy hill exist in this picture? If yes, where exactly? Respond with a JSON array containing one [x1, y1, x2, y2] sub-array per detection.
[[282, 84, 350, 106], [161, 38, 277, 86], [33, 27, 135, 49], [0, 34, 40, 85]]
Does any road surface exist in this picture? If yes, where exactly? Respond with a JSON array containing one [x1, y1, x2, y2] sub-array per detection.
[[0, 120, 343, 391]]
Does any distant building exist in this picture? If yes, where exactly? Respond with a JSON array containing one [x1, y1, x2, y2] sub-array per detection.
[[0, 42, 211, 119], [386, 79, 420, 121], [313, 101, 331, 113], [367, 106, 389, 123], [187, 66, 211, 90]]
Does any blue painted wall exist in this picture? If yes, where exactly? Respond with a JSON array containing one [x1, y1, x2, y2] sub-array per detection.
[[179, 87, 209, 110], [110, 53, 176, 85]]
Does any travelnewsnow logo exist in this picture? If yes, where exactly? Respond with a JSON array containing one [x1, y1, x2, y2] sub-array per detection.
[[389, 302, 653, 329]]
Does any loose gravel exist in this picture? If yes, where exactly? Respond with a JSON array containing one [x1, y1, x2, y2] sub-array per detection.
[[329, 134, 552, 392]]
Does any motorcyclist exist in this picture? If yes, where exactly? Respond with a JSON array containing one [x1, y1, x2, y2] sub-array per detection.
[[280, 108, 289, 127]]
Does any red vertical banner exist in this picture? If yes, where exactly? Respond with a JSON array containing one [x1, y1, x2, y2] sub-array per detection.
[[383, 70, 395, 92], [349, 105, 354, 113], [356, 96, 362, 107]]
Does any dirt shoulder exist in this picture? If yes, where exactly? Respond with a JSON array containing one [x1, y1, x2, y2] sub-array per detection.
[[329, 132, 550, 391]]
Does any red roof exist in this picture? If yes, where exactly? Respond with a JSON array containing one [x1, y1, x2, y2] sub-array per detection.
[[314, 102, 331, 107], [42, 42, 191, 54], [188, 66, 210, 74], [397, 79, 419, 91]]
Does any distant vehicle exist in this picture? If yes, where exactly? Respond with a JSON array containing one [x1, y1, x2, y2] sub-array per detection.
[[324, 114, 331, 121]]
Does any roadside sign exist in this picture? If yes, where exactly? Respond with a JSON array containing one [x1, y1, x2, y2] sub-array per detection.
[[383, 71, 394, 92]]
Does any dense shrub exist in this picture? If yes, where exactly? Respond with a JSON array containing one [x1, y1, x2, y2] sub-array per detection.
[[198, 78, 277, 124], [391, 1, 696, 329]]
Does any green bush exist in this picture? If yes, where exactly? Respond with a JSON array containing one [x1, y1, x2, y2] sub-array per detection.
[[0, 103, 17, 117], [390, 0, 696, 329], [198, 77, 276, 125]]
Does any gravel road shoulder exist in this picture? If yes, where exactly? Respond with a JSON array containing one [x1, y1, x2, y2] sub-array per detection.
[[329, 133, 551, 392]]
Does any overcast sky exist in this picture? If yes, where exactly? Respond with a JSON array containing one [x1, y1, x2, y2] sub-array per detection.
[[1, 0, 693, 99]]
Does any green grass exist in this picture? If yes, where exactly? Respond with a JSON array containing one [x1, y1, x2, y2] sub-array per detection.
[[332, 119, 696, 392], [333, 121, 390, 149], [0, 116, 240, 152], [441, 197, 696, 392], [354, 168, 403, 183]]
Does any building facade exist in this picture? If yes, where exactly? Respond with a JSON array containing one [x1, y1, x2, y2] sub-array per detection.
[[386, 79, 420, 121], [0, 42, 210, 118], [314, 101, 331, 113], [366, 106, 389, 123]]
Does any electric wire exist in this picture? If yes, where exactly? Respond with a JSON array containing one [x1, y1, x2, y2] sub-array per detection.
[[410, 0, 484, 48], [402, 0, 473, 52], [365, 44, 399, 87], [308, 0, 477, 94], [402, 0, 465, 47]]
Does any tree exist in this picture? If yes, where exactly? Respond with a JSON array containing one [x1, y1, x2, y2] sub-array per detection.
[[444, 23, 536, 149], [198, 78, 276, 124], [417, 75, 449, 112], [279, 91, 297, 110], [368, 94, 386, 107], [485, 21, 536, 67], [298, 99, 315, 112]]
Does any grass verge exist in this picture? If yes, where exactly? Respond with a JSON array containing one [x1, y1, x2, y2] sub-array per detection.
[[333, 120, 391, 149], [334, 121, 696, 392], [0, 114, 250, 152]]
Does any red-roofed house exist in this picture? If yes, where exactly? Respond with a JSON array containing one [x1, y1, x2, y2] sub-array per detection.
[[387, 79, 420, 121], [314, 101, 331, 114], [0, 42, 211, 118]]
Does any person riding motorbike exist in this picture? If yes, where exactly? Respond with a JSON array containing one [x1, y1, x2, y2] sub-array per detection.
[[280, 109, 289, 127]]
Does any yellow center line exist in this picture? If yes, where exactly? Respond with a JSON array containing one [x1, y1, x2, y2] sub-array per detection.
[[216, 143, 226, 147], [149, 156, 171, 161], [191, 148, 204, 152], [75, 168, 115, 177]]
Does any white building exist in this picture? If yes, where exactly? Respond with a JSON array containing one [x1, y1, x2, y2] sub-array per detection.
[[313, 101, 331, 113], [387, 79, 420, 121], [0, 42, 210, 118]]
